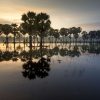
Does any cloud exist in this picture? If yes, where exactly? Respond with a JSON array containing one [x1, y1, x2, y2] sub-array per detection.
[[0, 0, 100, 31], [0, 18, 11, 24], [77, 22, 100, 31]]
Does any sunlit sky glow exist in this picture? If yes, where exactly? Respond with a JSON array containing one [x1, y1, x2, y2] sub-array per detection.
[[0, 0, 100, 31]]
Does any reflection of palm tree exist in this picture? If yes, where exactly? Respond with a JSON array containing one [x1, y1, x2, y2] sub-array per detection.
[[2, 51, 13, 61], [81, 45, 89, 53], [88, 43, 100, 54], [22, 57, 50, 80], [12, 51, 19, 62], [53, 46, 59, 56], [67, 45, 81, 57], [0, 50, 3, 62], [22, 42, 51, 80], [59, 48, 68, 57]]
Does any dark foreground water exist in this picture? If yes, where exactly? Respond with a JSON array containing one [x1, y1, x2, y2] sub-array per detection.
[[0, 43, 100, 100]]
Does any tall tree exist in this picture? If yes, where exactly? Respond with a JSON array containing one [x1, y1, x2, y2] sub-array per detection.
[[36, 13, 51, 48], [65, 28, 69, 43], [0, 24, 2, 34], [96, 30, 100, 42], [68, 27, 74, 43], [72, 27, 82, 43], [60, 28, 66, 43], [21, 11, 36, 50], [53, 29, 59, 44], [89, 31, 96, 43], [0, 24, 3, 42], [20, 23, 27, 49], [48, 28, 54, 43], [2, 24, 12, 48], [11, 23, 18, 50], [82, 31, 88, 43]]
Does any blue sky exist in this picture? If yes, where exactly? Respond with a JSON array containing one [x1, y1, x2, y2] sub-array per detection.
[[0, 0, 100, 31]]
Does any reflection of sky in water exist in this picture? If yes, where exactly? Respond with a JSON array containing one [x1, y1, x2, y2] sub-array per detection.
[[0, 43, 100, 100]]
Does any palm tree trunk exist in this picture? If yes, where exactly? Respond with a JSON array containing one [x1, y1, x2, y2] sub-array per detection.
[[40, 36, 43, 49], [24, 35, 25, 50], [29, 34, 32, 50], [6, 35, 8, 48], [13, 34, 16, 51], [19, 34, 21, 46], [70, 34, 71, 44], [63, 36, 64, 43]]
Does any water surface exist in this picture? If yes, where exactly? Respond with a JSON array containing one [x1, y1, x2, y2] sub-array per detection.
[[0, 43, 100, 100]]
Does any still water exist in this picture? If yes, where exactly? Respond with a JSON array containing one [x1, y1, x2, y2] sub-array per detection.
[[0, 43, 100, 100]]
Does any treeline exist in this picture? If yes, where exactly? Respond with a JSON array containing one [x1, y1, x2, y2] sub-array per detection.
[[0, 11, 100, 46]]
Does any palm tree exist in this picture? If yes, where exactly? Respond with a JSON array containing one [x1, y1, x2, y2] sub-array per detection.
[[89, 31, 96, 43], [60, 28, 69, 44], [21, 11, 36, 50], [0, 24, 3, 42], [48, 28, 54, 43], [0, 24, 2, 34], [72, 27, 82, 43], [2, 24, 12, 48], [36, 12, 51, 48], [68, 27, 74, 43], [96, 30, 100, 42], [53, 29, 59, 44], [82, 31, 88, 43], [11, 23, 18, 50], [65, 28, 69, 43], [60, 28, 66, 43], [19, 23, 27, 50]]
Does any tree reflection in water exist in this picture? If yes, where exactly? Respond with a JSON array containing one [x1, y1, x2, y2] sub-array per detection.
[[22, 45, 51, 80], [0, 43, 100, 79], [0, 43, 100, 62], [22, 57, 50, 80]]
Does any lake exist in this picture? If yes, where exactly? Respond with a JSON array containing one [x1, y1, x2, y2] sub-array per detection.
[[0, 43, 100, 100]]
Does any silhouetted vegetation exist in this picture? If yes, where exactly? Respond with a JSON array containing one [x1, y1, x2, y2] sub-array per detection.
[[0, 11, 99, 48], [0, 43, 100, 62], [0, 11, 100, 80], [22, 57, 50, 80]]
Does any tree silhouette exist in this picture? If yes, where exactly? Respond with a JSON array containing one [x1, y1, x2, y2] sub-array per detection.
[[0, 24, 2, 34], [22, 57, 50, 80], [60, 28, 69, 43], [89, 31, 96, 43], [21, 11, 36, 49], [36, 13, 51, 48], [11, 23, 18, 51], [48, 28, 54, 43], [72, 27, 82, 43], [19, 23, 27, 50], [82, 31, 88, 43], [53, 29, 59, 44], [96, 30, 100, 42], [2, 24, 12, 48]]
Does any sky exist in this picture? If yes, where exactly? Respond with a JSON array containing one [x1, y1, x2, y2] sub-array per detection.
[[0, 0, 100, 31]]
